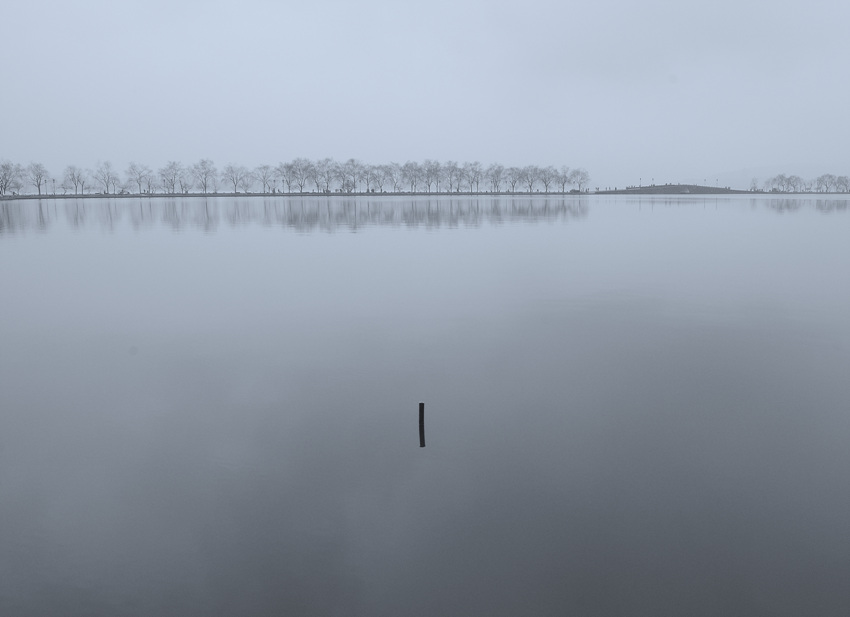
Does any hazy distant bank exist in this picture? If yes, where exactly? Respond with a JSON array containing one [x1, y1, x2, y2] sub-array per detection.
[[596, 184, 750, 195], [6, 185, 850, 201], [1, 190, 594, 201]]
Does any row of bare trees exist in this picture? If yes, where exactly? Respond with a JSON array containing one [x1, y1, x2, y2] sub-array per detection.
[[0, 162, 51, 196], [1, 158, 591, 196], [757, 173, 850, 193]]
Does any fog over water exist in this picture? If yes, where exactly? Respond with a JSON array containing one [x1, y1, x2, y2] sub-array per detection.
[[5, 0, 850, 613], [2, 195, 850, 615], [4, 0, 850, 187]]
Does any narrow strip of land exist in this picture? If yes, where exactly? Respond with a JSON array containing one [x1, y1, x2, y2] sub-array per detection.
[[5, 184, 850, 200], [595, 184, 749, 195]]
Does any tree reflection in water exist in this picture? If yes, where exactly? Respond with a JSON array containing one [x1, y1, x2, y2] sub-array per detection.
[[0, 196, 589, 235], [2, 195, 850, 235]]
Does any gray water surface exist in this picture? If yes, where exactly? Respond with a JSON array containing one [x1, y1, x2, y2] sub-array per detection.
[[2, 195, 849, 616]]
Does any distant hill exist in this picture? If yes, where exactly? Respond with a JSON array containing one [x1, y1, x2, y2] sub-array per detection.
[[595, 184, 748, 195]]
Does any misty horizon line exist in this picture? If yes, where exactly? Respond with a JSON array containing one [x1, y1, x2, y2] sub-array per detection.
[[3, 158, 850, 199], [0, 158, 591, 198]]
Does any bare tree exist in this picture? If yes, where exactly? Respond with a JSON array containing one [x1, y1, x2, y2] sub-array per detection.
[[334, 162, 349, 192], [243, 171, 257, 192], [254, 164, 275, 193], [363, 164, 380, 192], [126, 162, 153, 193], [336, 161, 351, 192], [159, 161, 183, 194], [373, 165, 388, 192], [144, 172, 158, 194], [289, 158, 313, 192], [749, 177, 759, 192], [521, 165, 539, 192], [178, 167, 194, 193], [423, 159, 442, 192], [768, 173, 801, 192], [275, 161, 295, 192], [442, 161, 461, 192], [308, 163, 322, 192], [384, 162, 404, 192], [26, 162, 49, 195], [764, 174, 784, 192], [0, 160, 24, 195], [568, 168, 590, 192], [462, 161, 483, 192], [337, 159, 363, 192], [93, 161, 120, 194], [78, 169, 90, 194], [192, 159, 217, 193], [505, 166, 522, 192], [787, 175, 804, 192], [402, 161, 422, 192], [539, 165, 557, 192], [314, 158, 336, 193], [486, 163, 504, 193], [221, 164, 249, 193], [556, 166, 571, 192], [816, 174, 836, 192], [62, 165, 87, 194], [835, 175, 850, 192]]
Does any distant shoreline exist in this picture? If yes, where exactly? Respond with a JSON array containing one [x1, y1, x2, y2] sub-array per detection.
[[2, 184, 848, 201], [2, 190, 591, 201], [595, 184, 750, 195]]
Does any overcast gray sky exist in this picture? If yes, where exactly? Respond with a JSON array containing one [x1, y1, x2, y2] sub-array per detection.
[[3, 0, 849, 188]]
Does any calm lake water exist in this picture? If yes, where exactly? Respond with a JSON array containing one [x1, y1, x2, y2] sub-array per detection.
[[2, 195, 850, 616]]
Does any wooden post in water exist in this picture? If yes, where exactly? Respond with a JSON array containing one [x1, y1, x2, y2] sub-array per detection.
[[419, 402, 425, 448]]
